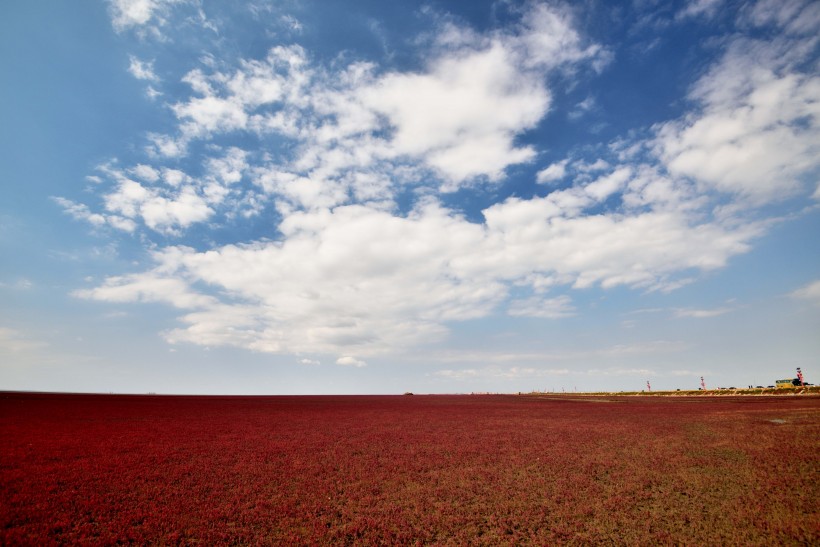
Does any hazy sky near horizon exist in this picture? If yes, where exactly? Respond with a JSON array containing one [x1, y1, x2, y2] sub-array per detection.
[[1, 0, 819, 394]]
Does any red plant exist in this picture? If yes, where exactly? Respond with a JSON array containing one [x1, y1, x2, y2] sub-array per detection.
[[1, 392, 818, 544]]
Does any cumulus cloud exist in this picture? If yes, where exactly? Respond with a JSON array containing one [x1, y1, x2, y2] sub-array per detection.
[[74, 4, 610, 219], [108, 0, 210, 38], [536, 159, 568, 184], [359, 41, 547, 183], [354, 4, 602, 185], [73, 272, 217, 309], [98, 177, 213, 234], [109, 0, 162, 31], [655, 14, 820, 203], [71, 0, 818, 367], [134, 3, 603, 194], [77, 197, 757, 358], [57, 148, 256, 234], [480, 193, 756, 291], [108, 0, 188, 34]]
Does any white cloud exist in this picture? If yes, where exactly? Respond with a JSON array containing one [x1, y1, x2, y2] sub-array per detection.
[[72, 148, 256, 234], [107, 216, 139, 232], [131, 164, 160, 182], [356, 5, 603, 186], [53, 197, 107, 227], [147, 133, 187, 158], [0, 278, 33, 290], [584, 367, 656, 377], [146, 86, 162, 100], [108, 0, 208, 38], [747, 0, 820, 35], [583, 166, 632, 201], [73, 272, 217, 309], [104, 178, 150, 217], [173, 96, 249, 137], [205, 147, 247, 186], [430, 341, 687, 366], [162, 168, 189, 187], [622, 165, 700, 212], [507, 295, 575, 319], [655, 30, 820, 203], [433, 366, 569, 380], [72, 0, 817, 370], [514, 3, 604, 70], [108, 0, 190, 35], [133, 4, 603, 194], [360, 41, 547, 183], [158, 203, 500, 355], [280, 15, 302, 32], [536, 159, 568, 184], [433, 368, 479, 380], [575, 158, 610, 173], [168, 46, 307, 143], [790, 280, 820, 306], [128, 56, 159, 81], [600, 341, 689, 356], [670, 369, 705, 377], [110, 0, 162, 31], [674, 307, 732, 318], [0, 327, 46, 353], [336, 356, 367, 368], [77, 197, 757, 357], [53, 197, 137, 232], [139, 186, 213, 232], [568, 96, 596, 120], [479, 194, 756, 291], [677, 0, 723, 19]]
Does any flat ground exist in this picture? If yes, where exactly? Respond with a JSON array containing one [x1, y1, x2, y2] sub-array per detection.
[[1, 392, 818, 544]]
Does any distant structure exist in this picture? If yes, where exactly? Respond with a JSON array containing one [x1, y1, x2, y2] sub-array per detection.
[[776, 368, 809, 388], [700, 376, 706, 390], [646, 380, 651, 392]]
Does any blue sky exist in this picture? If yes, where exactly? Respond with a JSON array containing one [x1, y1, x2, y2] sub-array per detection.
[[1, 0, 818, 394]]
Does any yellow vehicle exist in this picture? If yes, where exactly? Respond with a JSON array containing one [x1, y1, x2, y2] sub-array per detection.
[[776, 378, 801, 388]]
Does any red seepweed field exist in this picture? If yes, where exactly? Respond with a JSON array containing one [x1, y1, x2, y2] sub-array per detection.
[[1, 392, 818, 545]]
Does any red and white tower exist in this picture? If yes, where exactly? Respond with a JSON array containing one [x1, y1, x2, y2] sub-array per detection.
[[700, 376, 706, 390], [797, 367, 804, 387]]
